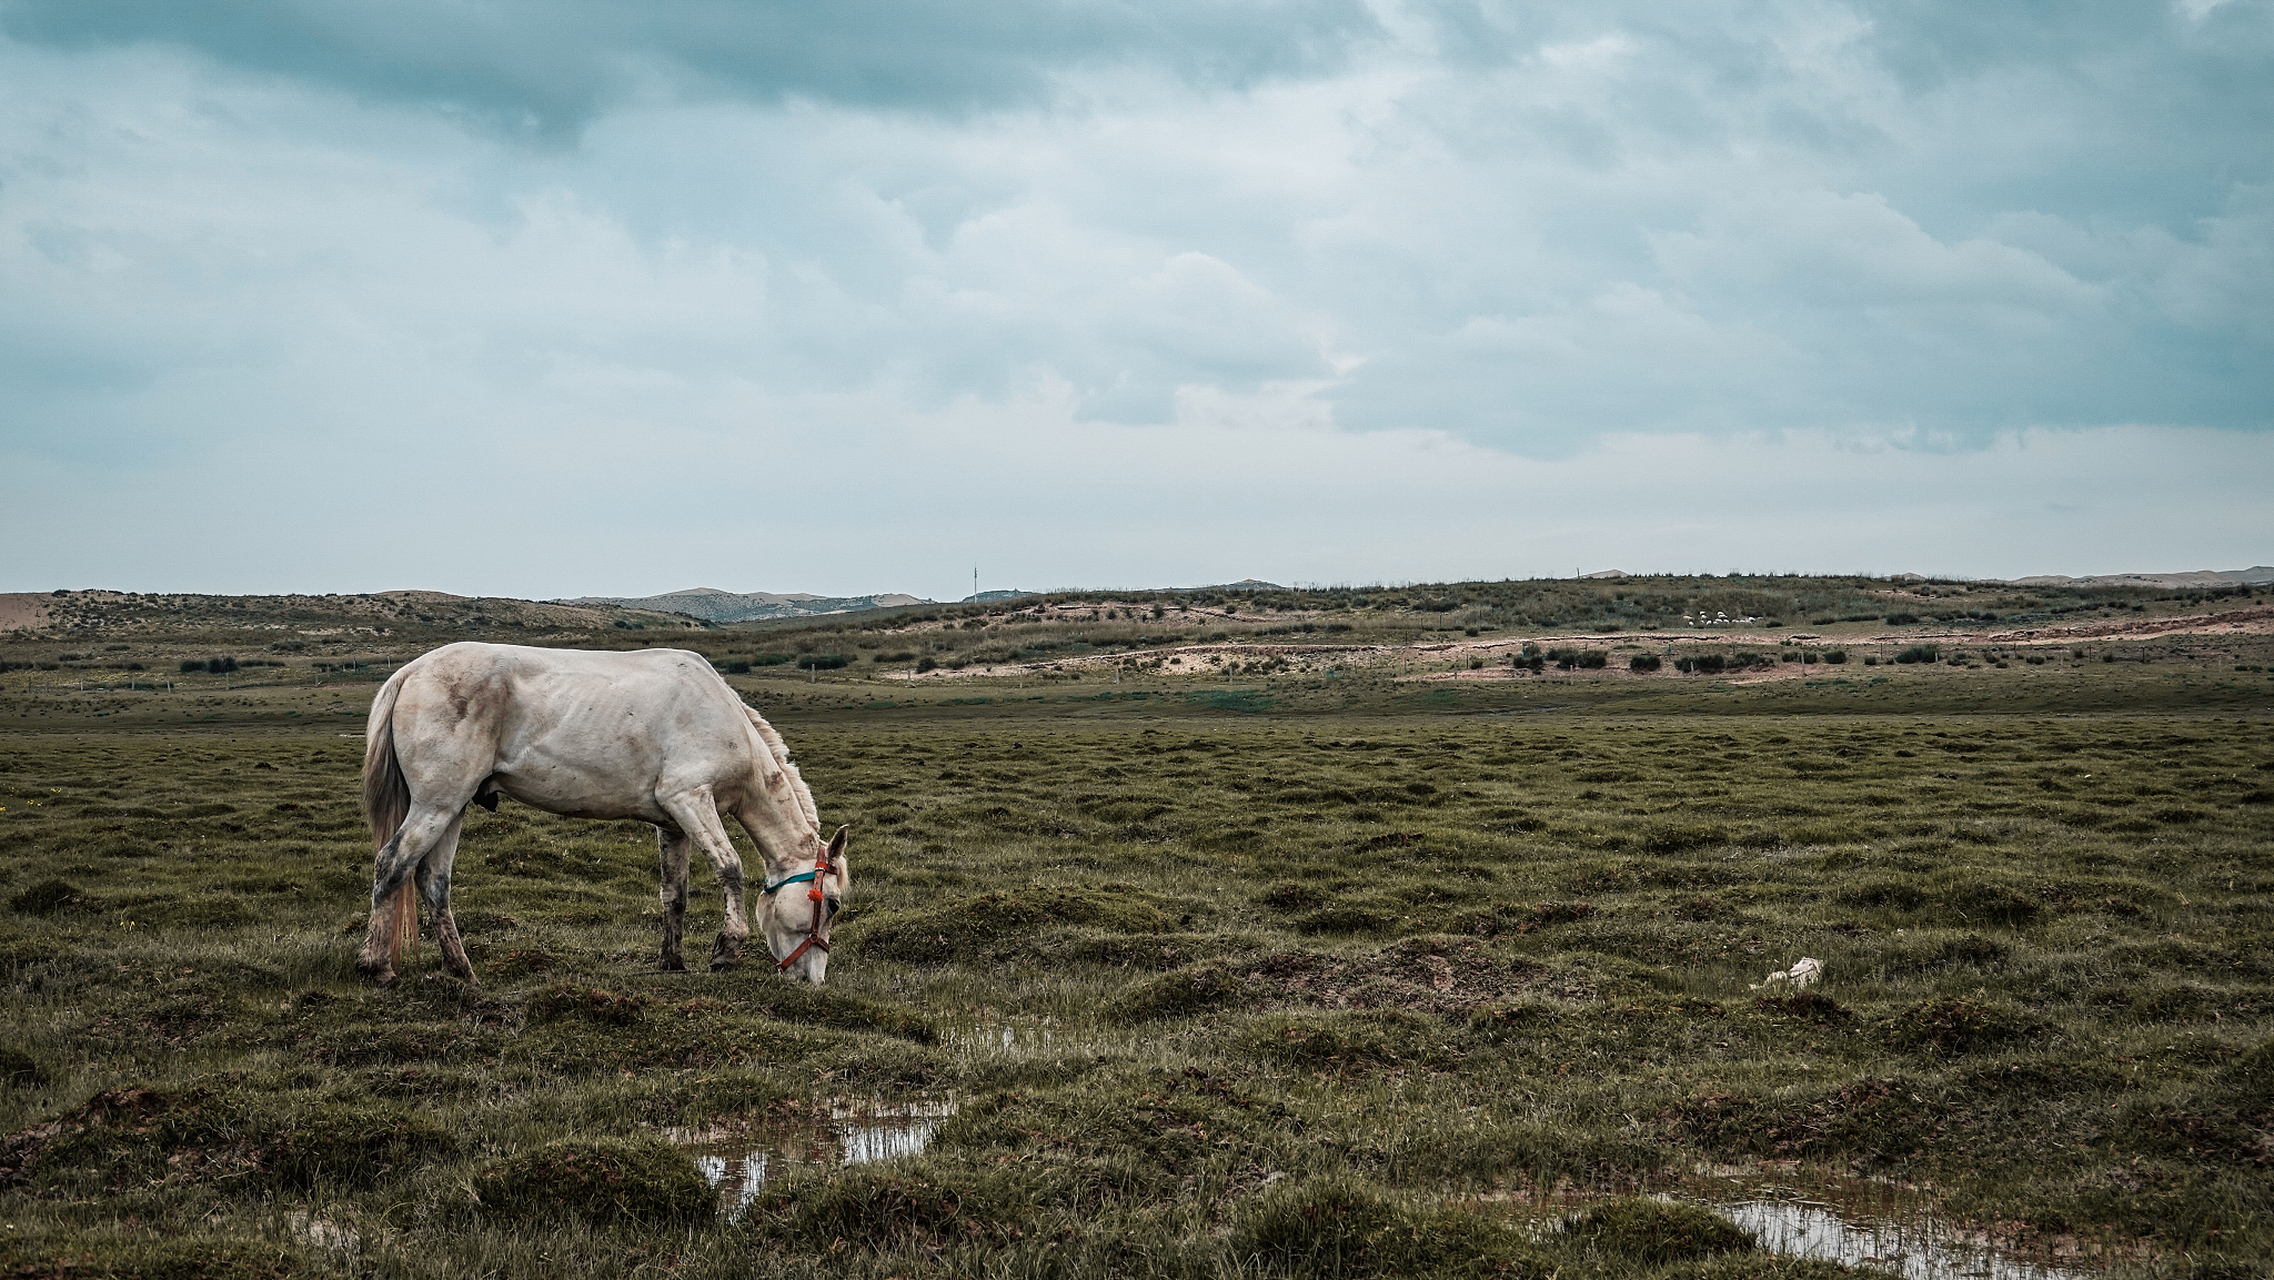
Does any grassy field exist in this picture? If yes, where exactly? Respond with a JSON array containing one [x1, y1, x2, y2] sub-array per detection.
[[0, 581, 2270, 1279]]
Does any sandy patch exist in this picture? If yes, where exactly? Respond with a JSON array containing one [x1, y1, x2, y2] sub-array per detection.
[[0, 593, 55, 631], [1985, 605, 2274, 644]]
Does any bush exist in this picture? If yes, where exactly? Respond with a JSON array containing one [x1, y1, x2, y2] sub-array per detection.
[[915, 656, 938, 673], [1629, 654, 1661, 672], [1823, 649, 1847, 664], [1886, 612, 1920, 625], [1894, 645, 1939, 665], [720, 660, 752, 674]]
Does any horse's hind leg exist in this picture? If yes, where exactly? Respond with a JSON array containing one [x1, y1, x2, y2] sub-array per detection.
[[415, 811, 476, 983], [656, 824, 692, 972], [356, 803, 459, 986]]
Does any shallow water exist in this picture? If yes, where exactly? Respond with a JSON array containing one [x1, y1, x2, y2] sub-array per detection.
[[676, 1098, 956, 1219], [1499, 1166, 2116, 1280], [1720, 1197, 2096, 1280]]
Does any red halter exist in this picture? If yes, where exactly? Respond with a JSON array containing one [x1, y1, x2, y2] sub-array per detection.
[[768, 837, 837, 973]]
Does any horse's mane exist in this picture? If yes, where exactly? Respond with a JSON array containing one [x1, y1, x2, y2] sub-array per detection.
[[744, 704, 820, 833]]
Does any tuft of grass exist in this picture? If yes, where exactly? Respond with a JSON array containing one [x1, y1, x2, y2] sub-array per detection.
[[1561, 1197, 1757, 1264], [1231, 1173, 1551, 1278], [472, 1137, 714, 1227]]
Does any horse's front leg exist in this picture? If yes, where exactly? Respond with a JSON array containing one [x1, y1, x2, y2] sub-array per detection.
[[658, 793, 748, 971], [656, 824, 693, 972]]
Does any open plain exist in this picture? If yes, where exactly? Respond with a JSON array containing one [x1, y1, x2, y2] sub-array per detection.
[[1, 576, 2270, 1279]]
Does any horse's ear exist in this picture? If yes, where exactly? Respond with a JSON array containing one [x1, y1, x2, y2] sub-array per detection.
[[827, 825, 850, 892]]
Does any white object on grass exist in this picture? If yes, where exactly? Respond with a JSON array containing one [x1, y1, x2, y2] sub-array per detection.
[[1750, 956, 1823, 991]]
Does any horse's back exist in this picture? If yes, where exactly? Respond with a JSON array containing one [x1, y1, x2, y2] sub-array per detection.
[[388, 643, 757, 818]]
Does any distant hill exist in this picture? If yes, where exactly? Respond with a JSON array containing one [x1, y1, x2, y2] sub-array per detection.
[[2003, 567, 2274, 589], [556, 587, 928, 623]]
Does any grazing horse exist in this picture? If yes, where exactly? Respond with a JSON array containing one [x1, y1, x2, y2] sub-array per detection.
[[357, 642, 847, 986]]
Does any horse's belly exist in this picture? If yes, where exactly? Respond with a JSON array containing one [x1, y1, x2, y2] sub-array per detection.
[[492, 767, 670, 825]]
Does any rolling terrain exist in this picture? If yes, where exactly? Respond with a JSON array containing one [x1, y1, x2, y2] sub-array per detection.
[[0, 574, 2269, 1279]]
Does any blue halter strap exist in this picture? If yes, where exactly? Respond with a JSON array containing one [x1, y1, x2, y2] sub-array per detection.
[[762, 869, 819, 895]]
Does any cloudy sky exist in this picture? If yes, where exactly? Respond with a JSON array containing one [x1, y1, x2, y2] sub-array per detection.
[[2, 1, 2268, 600]]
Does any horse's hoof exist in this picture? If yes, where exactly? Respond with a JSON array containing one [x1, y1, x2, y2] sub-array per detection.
[[355, 957, 397, 987]]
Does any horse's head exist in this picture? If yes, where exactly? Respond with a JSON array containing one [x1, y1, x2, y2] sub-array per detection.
[[758, 825, 849, 984]]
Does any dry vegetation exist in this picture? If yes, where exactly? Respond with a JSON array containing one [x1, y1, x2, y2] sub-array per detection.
[[0, 576, 2270, 1279]]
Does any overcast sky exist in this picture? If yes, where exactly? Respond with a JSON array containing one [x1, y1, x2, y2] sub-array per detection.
[[2, 1, 2268, 600]]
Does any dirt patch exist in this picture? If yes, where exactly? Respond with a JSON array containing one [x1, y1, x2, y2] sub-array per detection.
[[1989, 604, 2274, 643], [0, 593, 54, 631]]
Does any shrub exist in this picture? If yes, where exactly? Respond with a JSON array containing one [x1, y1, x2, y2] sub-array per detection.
[[1824, 649, 1847, 664], [1629, 654, 1661, 672], [1886, 612, 1920, 625], [720, 660, 752, 674], [1894, 645, 1939, 665]]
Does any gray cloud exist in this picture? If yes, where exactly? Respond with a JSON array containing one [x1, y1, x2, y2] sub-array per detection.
[[1, 2, 2268, 593], [0, 0, 1386, 135]]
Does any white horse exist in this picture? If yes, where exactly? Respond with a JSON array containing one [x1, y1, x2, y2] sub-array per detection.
[[358, 642, 848, 986]]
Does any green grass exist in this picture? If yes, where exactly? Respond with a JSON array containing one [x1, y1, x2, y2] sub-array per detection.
[[0, 583, 2269, 1278]]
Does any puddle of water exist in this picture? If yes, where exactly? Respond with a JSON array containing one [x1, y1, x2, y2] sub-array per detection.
[[1721, 1197, 2096, 1280], [675, 1097, 956, 1219], [1495, 1167, 2121, 1280]]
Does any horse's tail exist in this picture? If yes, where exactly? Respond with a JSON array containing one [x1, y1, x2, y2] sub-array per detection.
[[363, 666, 417, 967]]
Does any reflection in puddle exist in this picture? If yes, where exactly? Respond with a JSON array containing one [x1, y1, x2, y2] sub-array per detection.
[[677, 1098, 955, 1219], [1495, 1169, 2119, 1280], [1721, 1198, 2094, 1280]]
